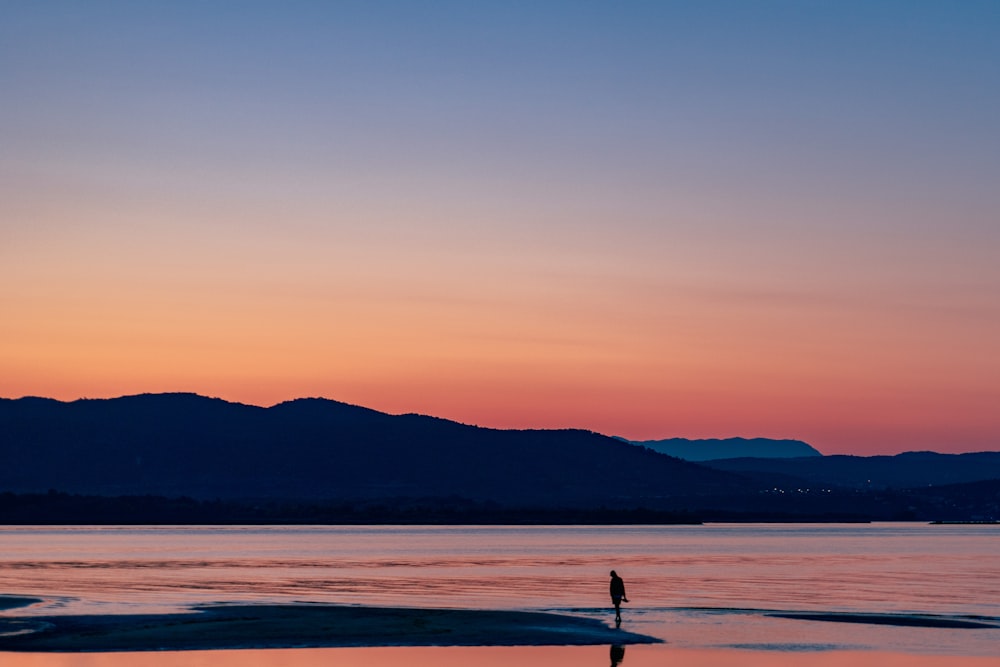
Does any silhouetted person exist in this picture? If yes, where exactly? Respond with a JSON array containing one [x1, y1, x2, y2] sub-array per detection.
[[610, 643, 626, 666], [609, 570, 628, 625]]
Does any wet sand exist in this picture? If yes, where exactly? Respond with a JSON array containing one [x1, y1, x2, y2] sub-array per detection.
[[0, 603, 659, 652], [0, 597, 41, 612], [768, 612, 999, 629]]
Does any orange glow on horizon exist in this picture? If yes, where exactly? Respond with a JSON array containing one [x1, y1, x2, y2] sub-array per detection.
[[3, 4, 998, 458]]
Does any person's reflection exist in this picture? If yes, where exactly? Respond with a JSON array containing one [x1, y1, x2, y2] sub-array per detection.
[[609, 644, 625, 666]]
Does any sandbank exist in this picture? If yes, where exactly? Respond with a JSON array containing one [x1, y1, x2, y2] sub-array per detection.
[[769, 612, 998, 629], [0, 603, 660, 652], [0, 596, 41, 612]]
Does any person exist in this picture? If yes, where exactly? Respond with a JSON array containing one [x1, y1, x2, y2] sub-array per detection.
[[609, 570, 628, 625]]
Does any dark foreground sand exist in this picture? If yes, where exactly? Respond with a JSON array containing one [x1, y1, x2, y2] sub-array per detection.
[[0, 603, 660, 652], [768, 612, 999, 629], [0, 597, 41, 612]]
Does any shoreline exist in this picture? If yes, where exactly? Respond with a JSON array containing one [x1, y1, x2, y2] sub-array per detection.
[[0, 603, 660, 652], [0, 597, 42, 612], [768, 612, 999, 629]]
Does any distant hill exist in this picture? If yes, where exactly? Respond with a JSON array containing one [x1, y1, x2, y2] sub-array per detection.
[[703, 451, 1000, 489], [0, 393, 743, 507], [3, 394, 997, 523], [624, 437, 821, 461]]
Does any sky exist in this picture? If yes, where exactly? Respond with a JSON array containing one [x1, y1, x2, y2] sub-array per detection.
[[2, 2, 999, 455]]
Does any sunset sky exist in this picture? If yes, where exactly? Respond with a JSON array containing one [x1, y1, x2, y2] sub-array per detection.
[[2, 2, 998, 455]]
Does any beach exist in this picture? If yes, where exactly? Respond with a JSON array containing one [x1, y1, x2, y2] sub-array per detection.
[[0, 602, 657, 652], [2, 598, 997, 657], [1, 604, 998, 667]]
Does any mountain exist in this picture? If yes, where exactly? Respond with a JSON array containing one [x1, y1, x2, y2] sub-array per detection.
[[703, 452, 1000, 489], [3, 394, 997, 523], [0, 393, 743, 507], [624, 437, 821, 461]]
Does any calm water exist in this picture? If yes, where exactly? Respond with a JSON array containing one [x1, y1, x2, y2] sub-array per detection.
[[1, 523, 998, 664]]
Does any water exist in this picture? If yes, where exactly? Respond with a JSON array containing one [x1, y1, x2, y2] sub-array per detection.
[[1, 523, 997, 664]]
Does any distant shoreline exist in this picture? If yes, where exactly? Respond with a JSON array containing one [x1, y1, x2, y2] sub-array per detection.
[[0, 603, 660, 652], [0, 491, 702, 525], [4, 486, 995, 524]]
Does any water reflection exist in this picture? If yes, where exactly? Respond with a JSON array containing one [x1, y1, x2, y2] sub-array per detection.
[[3, 524, 997, 619], [1, 525, 997, 657], [1, 646, 998, 667], [610, 644, 625, 666]]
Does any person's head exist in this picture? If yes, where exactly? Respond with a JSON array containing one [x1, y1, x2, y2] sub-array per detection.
[[610, 570, 617, 577]]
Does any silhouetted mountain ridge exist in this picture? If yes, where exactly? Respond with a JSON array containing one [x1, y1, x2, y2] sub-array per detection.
[[4, 394, 997, 522], [0, 393, 741, 505], [622, 436, 821, 461]]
